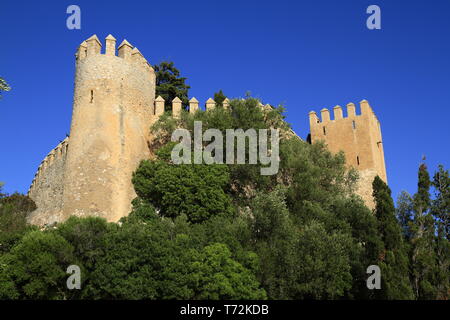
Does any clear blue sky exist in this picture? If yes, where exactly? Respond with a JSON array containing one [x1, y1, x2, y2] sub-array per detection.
[[1, 0, 449, 203]]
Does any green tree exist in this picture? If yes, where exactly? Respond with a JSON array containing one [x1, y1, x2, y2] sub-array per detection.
[[248, 188, 298, 299], [132, 159, 233, 223], [0, 192, 37, 254], [54, 216, 111, 299], [150, 96, 289, 201], [430, 165, 450, 299], [282, 139, 358, 222], [410, 163, 438, 299], [396, 191, 414, 240], [213, 89, 226, 107], [431, 165, 450, 240], [190, 243, 266, 299], [332, 196, 383, 299], [294, 221, 354, 299], [146, 96, 388, 300], [83, 219, 265, 299], [372, 176, 414, 299], [373, 176, 402, 249], [154, 61, 190, 110], [0, 231, 75, 299], [82, 221, 168, 299], [120, 197, 159, 224], [0, 77, 11, 98], [248, 188, 356, 299]]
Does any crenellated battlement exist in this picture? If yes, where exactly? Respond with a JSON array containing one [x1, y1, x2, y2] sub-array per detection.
[[76, 34, 152, 71], [308, 99, 387, 209], [151, 96, 277, 117], [152, 96, 233, 117], [309, 100, 379, 126], [28, 137, 69, 196]]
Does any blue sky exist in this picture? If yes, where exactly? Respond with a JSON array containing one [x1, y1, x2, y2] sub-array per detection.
[[1, 0, 449, 202]]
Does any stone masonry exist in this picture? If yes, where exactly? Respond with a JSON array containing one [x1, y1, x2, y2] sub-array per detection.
[[309, 100, 387, 209]]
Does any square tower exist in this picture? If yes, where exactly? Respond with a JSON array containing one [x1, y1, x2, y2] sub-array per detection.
[[309, 100, 387, 209]]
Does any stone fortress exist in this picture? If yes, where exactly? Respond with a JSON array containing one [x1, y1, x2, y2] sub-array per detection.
[[309, 102, 387, 208], [27, 34, 387, 225]]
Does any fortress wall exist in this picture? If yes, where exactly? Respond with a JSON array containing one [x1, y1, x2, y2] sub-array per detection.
[[356, 168, 379, 209], [27, 137, 69, 225]]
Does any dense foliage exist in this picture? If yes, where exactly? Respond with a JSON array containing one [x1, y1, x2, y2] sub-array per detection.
[[154, 61, 190, 110], [0, 97, 448, 300], [396, 164, 450, 299], [213, 89, 227, 107]]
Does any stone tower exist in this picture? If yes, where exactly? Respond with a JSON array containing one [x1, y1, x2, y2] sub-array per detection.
[[62, 34, 156, 222], [26, 34, 225, 225], [309, 100, 387, 208]]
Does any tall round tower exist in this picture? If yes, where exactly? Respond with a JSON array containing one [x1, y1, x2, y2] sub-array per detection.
[[62, 34, 156, 222]]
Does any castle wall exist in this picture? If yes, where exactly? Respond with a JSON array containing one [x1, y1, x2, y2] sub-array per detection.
[[309, 100, 387, 208], [27, 138, 69, 225]]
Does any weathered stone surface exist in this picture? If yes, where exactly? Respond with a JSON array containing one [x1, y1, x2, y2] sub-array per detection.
[[28, 35, 157, 225], [205, 98, 216, 111], [27, 138, 69, 225], [189, 97, 199, 113], [309, 100, 387, 209]]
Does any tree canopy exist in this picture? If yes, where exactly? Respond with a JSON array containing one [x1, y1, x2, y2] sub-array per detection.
[[154, 61, 190, 110], [0, 92, 448, 300]]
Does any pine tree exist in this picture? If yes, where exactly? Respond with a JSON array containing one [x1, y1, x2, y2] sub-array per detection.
[[154, 61, 190, 111], [372, 176, 413, 299], [431, 165, 450, 240], [213, 89, 226, 107], [431, 165, 450, 299], [396, 191, 414, 241], [410, 163, 438, 299]]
